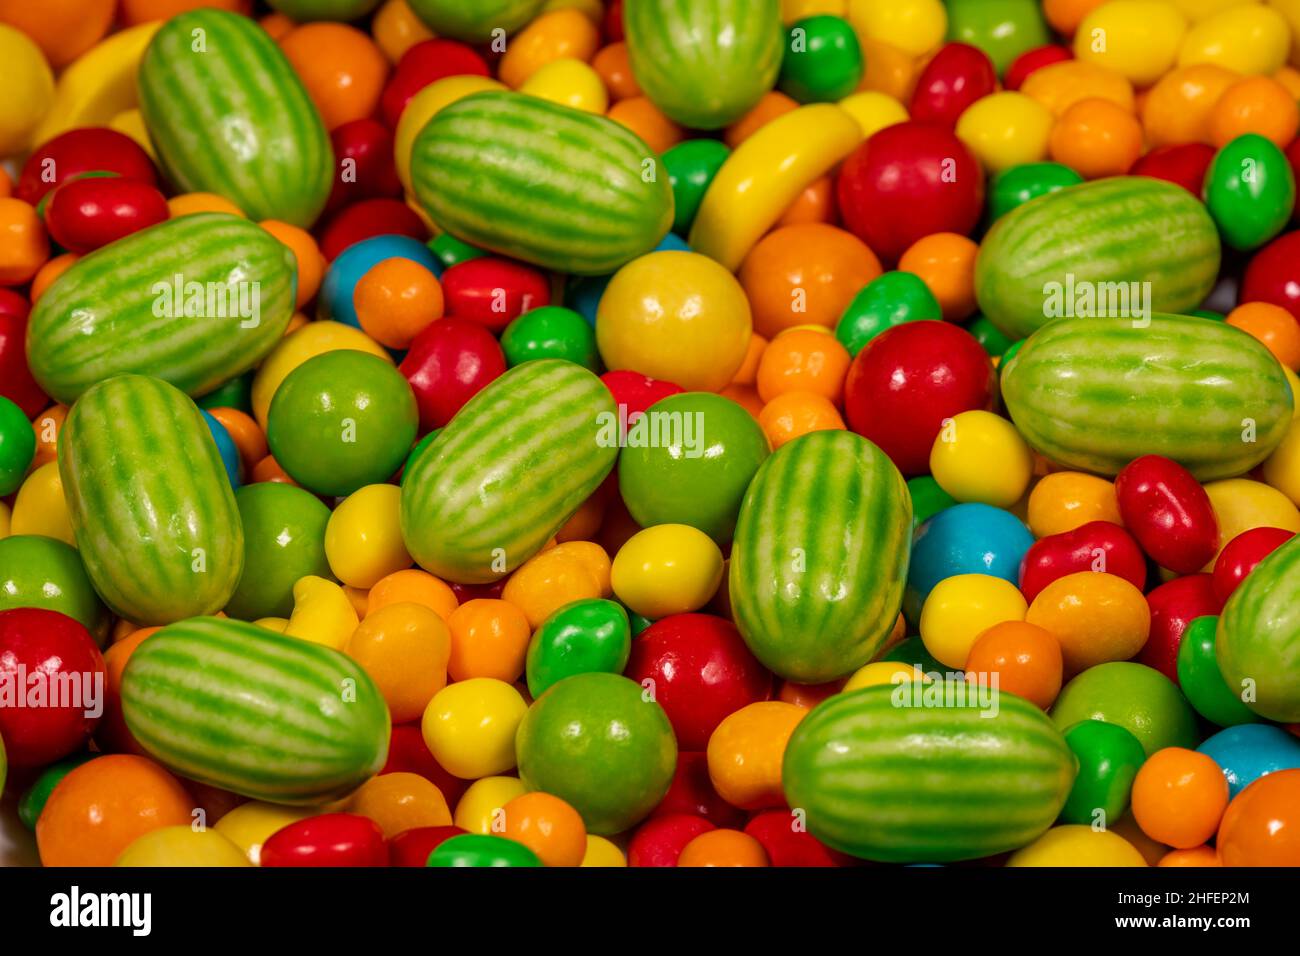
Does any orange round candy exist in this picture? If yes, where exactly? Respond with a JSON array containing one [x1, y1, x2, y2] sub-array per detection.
[[168, 192, 244, 218], [353, 257, 444, 349], [706, 701, 806, 810], [367, 568, 458, 621], [678, 829, 770, 867], [29, 404, 67, 469], [499, 9, 599, 89], [36, 755, 196, 866], [119, 0, 250, 27], [348, 771, 452, 839], [251, 453, 296, 485], [1048, 97, 1144, 180], [755, 326, 852, 404], [898, 232, 980, 322], [345, 601, 451, 723], [1042, 0, 1107, 36], [858, 37, 921, 103], [1025, 571, 1150, 674], [1208, 75, 1300, 149], [555, 491, 608, 543], [1216, 769, 1300, 866], [261, 220, 325, 308], [777, 678, 845, 710], [777, 176, 836, 228], [758, 390, 845, 449], [447, 598, 532, 683], [740, 224, 883, 339], [30, 253, 77, 302], [731, 333, 768, 387], [280, 23, 389, 131], [719, 384, 764, 419], [592, 41, 640, 101], [501, 547, 603, 629], [1131, 747, 1229, 849], [501, 791, 587, 867], [1226, 302, 1300, 370], [0, 0, 115, 68], [1158, 845, 1221, 867], [1026, 471, 1123, 538], [205, 407, 268, 473], [99, 628, 158, 756], [606, 96, 684, 153], [1142, 64, 1239, 148], [725, 91, 798, 148], [1020, 61, 1135, 117], [963, 620, 1064, 710], [0, 197, 49, 286]]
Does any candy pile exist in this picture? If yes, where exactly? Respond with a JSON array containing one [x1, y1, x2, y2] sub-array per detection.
[[2, 0, 1300, 870]]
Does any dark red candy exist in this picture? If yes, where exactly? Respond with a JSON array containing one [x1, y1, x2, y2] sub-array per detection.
[[743, 809, 853, 867], [318, 198, 428, 261], [380, 723, 470, 808], [0, 300, 47, 418], [600, 370, 685, 419], [388, 825, 468, 867], [604, 0, 624, 41], [399, 316, 507, 431], [842, 320, 994, 476], [325, 118, 403, 213], [16, 128, 157, 206], [380, 39, 490, 128], [440, 257, 551, 332], [1115, 455, 1218, 574], [1019, 520, 1147, 603], [45, 176, 169, 253], [652, 751, 747, 829], [1128, 143, 1216, 196], [260, 813, 389, 867], [1141, 573, 1223, 684], [1211, 526, 1296, 603], [909, 43, 997, 127], [1003, 44, 1072, 91], [627, 813, 715, 867], [448, 579, 507, 603]]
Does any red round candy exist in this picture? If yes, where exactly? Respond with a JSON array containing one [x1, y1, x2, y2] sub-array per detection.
[[380, 723, 470, 809], [1019, 520, 1147, 604], [743, 809, 852, 867], [1115, 455, 1218, 574], [45, 176, 169, 254], [1212, 526, 1296, 603], [440, 257, 551, 333], [0, 608, 106, 768], [1003, 44, 1073, 91], [326, 118, 403, 213], [1128, 143, 1215, 196], [842, 320, 994, 476], [624, 613, 773, 751], [0, 304, 47, 418], [388, 825, 468, 867], [260, 813, 389, 867], [399, 316, 507, 431], [318, 198, 428, 261], [604, 0, 624, 41], [380, 39, 490, 128], [1241, 231, 1300, 322], [600, 370, 685, 419], [627, 813, 715, 867], [652, 751, 747, 829], [836, 122, 984, 264], [909, 43, 997, 128], [1141, 573, 1223, 683], [16, 128, 157, 206]]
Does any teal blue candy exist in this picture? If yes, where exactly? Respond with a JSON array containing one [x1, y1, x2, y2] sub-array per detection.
[[525, 598, 631, 698]]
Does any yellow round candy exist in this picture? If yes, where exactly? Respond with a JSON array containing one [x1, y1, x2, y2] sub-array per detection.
[[115, 826, 252, 867], [255, 617, 289, 633], [848, 0, 947, 56], [1276, 0, 1300, 69], [1282, 365, 1300, 417], [610, 523, 725, 620], [421, 678, 529, 780], [919, 573, 1029, 670], [519, 58, 609, 113], [837, 91, 910, 139], [284, 575, 360, 650], [954, 92, 1053, 174], [453, 776, 528, 834], [581, 834, 628, 867], [1168, 0, 1259, 20], [842, 661, 928, 692], [1263, 417, 1300, 505], [212, 802, 315, 864], [1074, 1, 1189, 87], [929, 410, 1034, 509], [108, 108, 156, 160], [596, 251, 753, 392], [325, 483, 412, 588], [251, 321, 392, 431], [1007, 825, 1149, 867], [0, 25, 54, 155], [1204, 477, 1300, 562], [0, 501, 10, 540], [1177, 4, 1290, 74], [10, 462, 75, 546]]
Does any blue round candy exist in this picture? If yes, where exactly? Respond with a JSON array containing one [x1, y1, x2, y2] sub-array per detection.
[[319, 234, 442, 331], [1197, 724, 1300, 798], [200, 409, 241, 489], [905, 503, 1034, 621]]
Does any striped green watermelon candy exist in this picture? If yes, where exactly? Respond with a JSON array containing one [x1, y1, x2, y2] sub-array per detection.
[[624, 0, 784, 130], [138, 9, 333, 227], [1217, 534, 1300, 722], [58, 375, 243, 626], [407, 0, 545, 40], [122, 617, 390, 804], [265, 0, 382, 20], [400, 359, 617, 584], [975, 176, 1220, 340], [1001, 314, 1292, 481], [783, 684, 1077, 863], [26, 213, 295, 404], [410, 91, 674, 275], [729, 430, 911, 684]]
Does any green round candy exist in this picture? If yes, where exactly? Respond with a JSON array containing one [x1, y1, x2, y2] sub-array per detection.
[[0, 535, 109, 644], [945, 0, 1050, 75], [18, 752, 97, 830], [402, 429, 440, 480], [617, 391, 770, 546], [426, 834, 541, 867], [0, 395, 36, 496], [500, 306, 599, 371], [907, 476, 956, 530], [1059, 719, 1146, 828], [516, 672, 677, 835], [266, 350, 418, 497], [881, 635, 944, 674], [987, 162, 1083, 223], [1051, 662, 1199, 757], [526, 598, 631, 698], [835, 271, 942, 357], [1190, 309, 1226, 321], [1204, 133, 1296, 252], [966, 315, 1014, 358], [196, 372, 253, 413], [225, 483, 333, 620], [662, 139, 731, 236], [999, 337, 1025, 373], [779, 15, 863, 103], [629, 611, 653, 636], [1177, 615, 1259, 728], [429, 232, 486, 270]]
